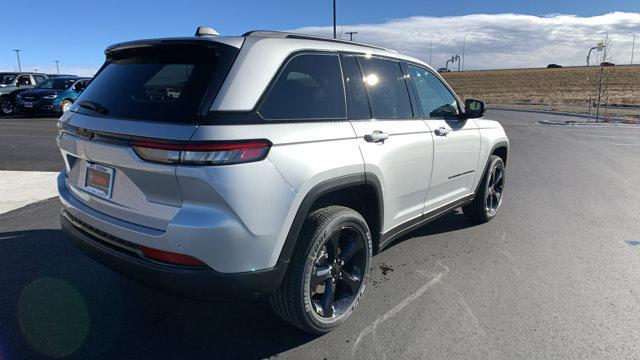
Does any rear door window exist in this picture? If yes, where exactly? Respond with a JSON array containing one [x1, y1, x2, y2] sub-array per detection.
[[259, 53, 346, 120], [75, 43, 237, 123], [357, 57, 413, 119], [341, 55, 371, 119]]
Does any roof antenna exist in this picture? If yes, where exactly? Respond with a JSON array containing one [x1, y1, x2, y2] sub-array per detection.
[[195, 26, 219, 37]]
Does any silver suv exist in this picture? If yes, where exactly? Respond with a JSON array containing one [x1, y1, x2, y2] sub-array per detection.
[[57, 27, 508, 334]]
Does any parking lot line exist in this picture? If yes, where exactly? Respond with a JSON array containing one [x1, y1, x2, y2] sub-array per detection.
[[609, 143, 640, 147], [0, 171, 59, 215], [587, 135, 640, 139]]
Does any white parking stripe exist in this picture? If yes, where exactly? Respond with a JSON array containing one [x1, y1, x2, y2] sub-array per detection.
[[587, 135, 640, 139], [610, 143, 640, 147], [0, 171, 59, 214]]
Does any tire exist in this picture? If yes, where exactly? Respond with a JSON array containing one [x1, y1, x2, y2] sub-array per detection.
[[462, 155, 505, 223], [270, 206, 372, 334], [0, 98, 14, 116], [60, 99, 73, 113]]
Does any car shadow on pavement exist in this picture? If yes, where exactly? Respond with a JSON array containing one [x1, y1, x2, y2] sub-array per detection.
[[382, 210, 477, 251], [0, 229, 316, 360]]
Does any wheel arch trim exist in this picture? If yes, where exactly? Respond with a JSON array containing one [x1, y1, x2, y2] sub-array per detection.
[[474, 141, 509, 195], [275, 172, 383, 268]]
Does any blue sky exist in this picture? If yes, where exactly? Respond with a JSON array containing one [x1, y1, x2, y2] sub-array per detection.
[[2, 0, 640, 74]]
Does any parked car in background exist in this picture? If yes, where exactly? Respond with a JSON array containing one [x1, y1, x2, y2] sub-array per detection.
[[0, 72, 49, 116], [600, 62, 615, 67], [547, 63, 562, 68], [48, 74, 79, 78], [437, 67, 451, 73], [16, 76, 91, 116]]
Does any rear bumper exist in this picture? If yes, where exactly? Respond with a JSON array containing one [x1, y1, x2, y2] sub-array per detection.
[[61, 210, 286, 300]]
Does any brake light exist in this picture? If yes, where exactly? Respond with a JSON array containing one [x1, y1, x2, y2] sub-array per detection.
[[140, 245, 208, 267], [131, 139, 271, 165]]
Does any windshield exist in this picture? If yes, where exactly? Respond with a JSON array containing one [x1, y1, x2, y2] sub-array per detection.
[[36, 78, 76, 90], [75, 42, 238, 123], [0, 73, 17, 85]]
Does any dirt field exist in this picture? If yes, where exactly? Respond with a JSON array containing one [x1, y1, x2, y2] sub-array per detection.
[[441, 65, 640, 106]]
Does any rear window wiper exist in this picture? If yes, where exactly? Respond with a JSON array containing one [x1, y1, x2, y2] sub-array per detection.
[[78, 101, 109, 116]]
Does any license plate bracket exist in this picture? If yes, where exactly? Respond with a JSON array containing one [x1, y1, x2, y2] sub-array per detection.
[[84, 163, 114, 198]]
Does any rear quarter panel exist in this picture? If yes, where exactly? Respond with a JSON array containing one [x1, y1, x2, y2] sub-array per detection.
[[189, 122, 363, 270]]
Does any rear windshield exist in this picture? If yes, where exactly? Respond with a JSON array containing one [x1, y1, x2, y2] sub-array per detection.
[[75, 43, 237, 123]]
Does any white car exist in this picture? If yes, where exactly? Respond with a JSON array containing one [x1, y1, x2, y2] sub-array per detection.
[[57, 27, 509, 334]]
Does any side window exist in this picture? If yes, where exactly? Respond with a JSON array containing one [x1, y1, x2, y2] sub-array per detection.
[[407, 64, 459, 119], [341, 55, 371, 119], [74, 80, 87, 92], [260, 54, 346, 120], [357, 57, 412, 119], [17, 75, 31, 85], [33, 75, 46, 84]]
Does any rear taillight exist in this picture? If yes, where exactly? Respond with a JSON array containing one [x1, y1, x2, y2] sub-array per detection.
[[140, 245, 208, 267], [131, 139, 271, 165]]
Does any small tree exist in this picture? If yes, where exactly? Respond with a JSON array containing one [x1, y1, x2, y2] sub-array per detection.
[[585, 35, 615, 122]]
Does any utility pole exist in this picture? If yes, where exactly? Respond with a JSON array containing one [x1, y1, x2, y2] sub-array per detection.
[[54, 60, 60, 75], [345, 31, 358, 41], [462, 35, 467, 71], [332, 0, 337, 39], [631, 32, 636, 65], [13, 50, 22, 72], [428, 41, 432, 66]]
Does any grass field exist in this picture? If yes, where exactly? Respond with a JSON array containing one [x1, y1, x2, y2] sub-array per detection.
[[441, 65, 640, 107]]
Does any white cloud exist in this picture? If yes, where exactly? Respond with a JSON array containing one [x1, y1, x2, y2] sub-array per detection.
[[2, 12, 638, 74], [289, 12, 640, 69]]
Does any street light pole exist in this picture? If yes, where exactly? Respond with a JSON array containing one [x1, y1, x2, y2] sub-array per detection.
[[462, 35, 467, 71], [586, 42, 604, 66], [12, 50, 22, 72], [54, 60, 60, 75], [332, 0, 337, 39], [631, 32, 636, 65], [428, 41, 432, 66]]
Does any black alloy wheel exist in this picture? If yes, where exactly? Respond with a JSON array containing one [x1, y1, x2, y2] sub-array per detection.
[[309, 225, 367, 318]]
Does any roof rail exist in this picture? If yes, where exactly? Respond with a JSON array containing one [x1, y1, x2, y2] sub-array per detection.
[[242, 30, 395, 52]]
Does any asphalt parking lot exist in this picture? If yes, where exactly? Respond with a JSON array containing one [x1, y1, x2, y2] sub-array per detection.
[[1, 110, 640, 359]]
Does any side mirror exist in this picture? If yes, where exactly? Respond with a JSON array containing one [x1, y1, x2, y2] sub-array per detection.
[[463, 99, 486, 118]]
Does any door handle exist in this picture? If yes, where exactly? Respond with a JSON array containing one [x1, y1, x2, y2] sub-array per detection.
[[364, 130, 389, 143], [434, 127, 450, 136]]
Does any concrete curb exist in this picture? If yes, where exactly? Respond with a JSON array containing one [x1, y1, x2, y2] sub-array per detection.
[[536, 120, 640, 128], [487, 107, 635, 122]]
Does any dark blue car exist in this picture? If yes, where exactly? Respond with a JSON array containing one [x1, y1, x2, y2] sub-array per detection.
[[16, 76, 91, 115]]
